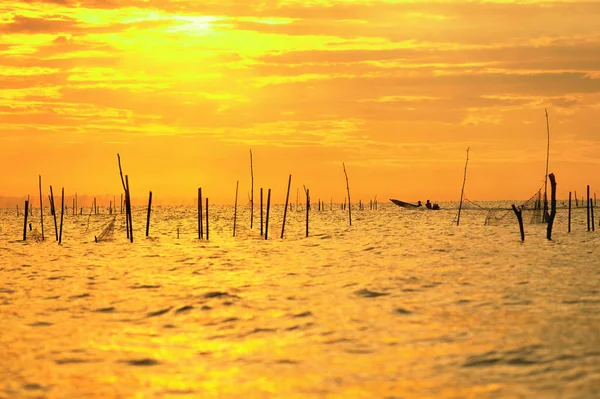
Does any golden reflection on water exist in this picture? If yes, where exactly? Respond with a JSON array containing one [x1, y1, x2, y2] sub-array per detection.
[[1, 204, 600, 398]]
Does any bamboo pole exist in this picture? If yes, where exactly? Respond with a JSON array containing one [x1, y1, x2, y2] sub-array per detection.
[[39, 175, 44, 241], [50, 186, 58, 241], [120, 193, 123, 214], [306, 189, 310, 237], [265, 189, 271, 240], [59, 188, 64, 244], [146, 191, 152, 237], [233, 181, 239, 237], [23, 200, 29, 241], [456, 147, 469, 226], [587, 185, 591, 232], [591, 198, 595, 232], [568, 192, 572, 233], [260, 188, 264, 236], [546, 174, 557, 240], [205, 198, 209, 241], [511, 204, 525, 242], [250, 150, 254, 229], [198, 188, 203, 239], [281, 175, 292, 239], [125, 176, 133, 243], [543, 109, 550, 222], [342, 163, 352, 226]]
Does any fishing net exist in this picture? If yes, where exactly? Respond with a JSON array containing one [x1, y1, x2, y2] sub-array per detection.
[[95, 217, 116, 242], [483, 189, 546, 226]]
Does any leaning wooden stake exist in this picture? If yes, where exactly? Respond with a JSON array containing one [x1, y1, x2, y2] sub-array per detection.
[[546, 174, 557, 240], [543, 109, 551, 222], [265, 189, 271, 240], [511, 204, 525, 242], [50, 185, 58, 241], [250, 150, 254, 229], [125, 176, 133, 243], [342, 162, 352, 226], [233, 180, 239, 237], [38, 175, 44, 241], [59, 188, 64, 244], [456, 147, 469, 226], [146, 191, 152, 237], [281, 175, 292, 239], [23, 200, 29, 241], [568, 192, 572, 233], [306, 188, 310, 237]]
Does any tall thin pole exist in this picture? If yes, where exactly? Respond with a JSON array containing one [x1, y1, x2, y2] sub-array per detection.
[[587, 185, 591, 232], [233, 181, 239, 237], [456, 147, 469, 226], [205, 198, 209, 241], [265, 189, 271, 240], [125, 176, 133, 243], [146, 191, 152, 237], [306, 189, 310, 237], [281, 175, 292, 239], [568, 192, 572, 233], [38, 175, 44, 241], [342, 162, 352, 226], [23, 200, 29, 241], [543, 109, 550, 222], [59, 188, 64, 244], [260, 188, 264, 236], [50, 185, 58, 241], [250, 149, 254, 229], [198, 188, 203, 239]]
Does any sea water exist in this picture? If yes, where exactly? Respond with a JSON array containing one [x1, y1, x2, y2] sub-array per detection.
[[1, 203, 599, 398]]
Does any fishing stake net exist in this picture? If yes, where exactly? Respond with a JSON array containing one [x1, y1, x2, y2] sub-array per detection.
[[95, 217, 116, 242]]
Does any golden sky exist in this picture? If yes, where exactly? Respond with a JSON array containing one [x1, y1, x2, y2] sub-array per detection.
[[1, 0, 600, 205]]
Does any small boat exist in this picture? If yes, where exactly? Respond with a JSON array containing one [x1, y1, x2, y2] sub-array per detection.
[[390, 199, 421, 208], [390, 199, 440, 210]]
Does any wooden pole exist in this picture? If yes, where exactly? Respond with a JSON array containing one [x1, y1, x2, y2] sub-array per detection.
[[546, 173, 557, 240], [457, 147, 469, 226], [146, 191, 152, 237], [587, 185, 591, 232], [59, 188, 64, 244], [120, 193, 123, 214], [265, 189, 271, 240], [125, 196, 129, 239], [38, 175, 44, 241], [72, 198, 75, 216], [306, 189, 310, 237], [296, 188, 299, 212], [50, 185, 58, 241], [543, 109, 550, 222], [511, 204, 525, 242], [233, 181, 239, 237], [205, 198, 209, 241], [342, 163, 352, 226], [591, 198, 595, 232], [250, 150, 254, 229], [281, 175, 292, 239], [125, 176, 133, 243], [260, 188, 264, 236], [75, 193, 78, 216], [198, 187, 204, 240], [23, 200, 29, 241], [568, 191, 572, 233]]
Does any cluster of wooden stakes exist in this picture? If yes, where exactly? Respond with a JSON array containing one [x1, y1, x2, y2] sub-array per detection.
[[18, 152, 378, 244]]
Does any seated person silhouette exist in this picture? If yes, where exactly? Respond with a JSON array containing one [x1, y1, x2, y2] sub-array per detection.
[[425, 200, 432, 209], [417, 201, 422, 207]]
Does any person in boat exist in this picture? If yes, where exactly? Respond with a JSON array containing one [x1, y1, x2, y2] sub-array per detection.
[[425, 200, 432, 209], [417, 201, 422, 207]]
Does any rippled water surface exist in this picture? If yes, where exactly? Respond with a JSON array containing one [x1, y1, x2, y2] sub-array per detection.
[[1, 203, 599, 398]]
